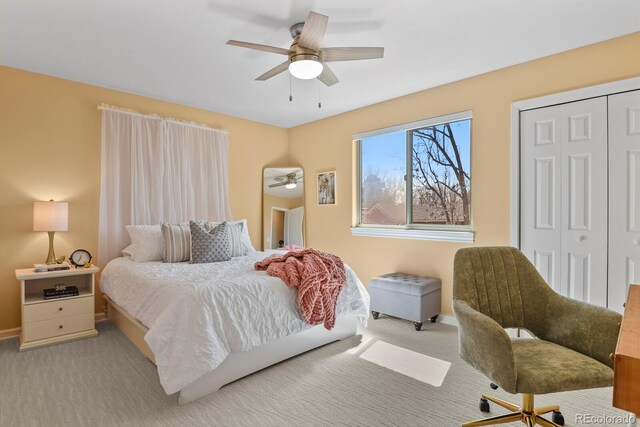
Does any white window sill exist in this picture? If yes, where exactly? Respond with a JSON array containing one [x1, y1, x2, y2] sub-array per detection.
[[350, 226, 475, 243]]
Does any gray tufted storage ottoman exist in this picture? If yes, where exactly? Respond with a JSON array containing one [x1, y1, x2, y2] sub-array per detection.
[[369, 273, 441, 331]]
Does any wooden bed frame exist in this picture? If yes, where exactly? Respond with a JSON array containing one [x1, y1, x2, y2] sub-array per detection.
[[104, 295, 360, 404]]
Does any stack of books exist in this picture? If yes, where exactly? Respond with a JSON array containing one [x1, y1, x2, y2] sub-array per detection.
[[43, 285, 79, 300], [34, 262, 71, 273]]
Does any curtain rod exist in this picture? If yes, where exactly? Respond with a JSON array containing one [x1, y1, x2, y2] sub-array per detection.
[[97, 104, 230, 134]]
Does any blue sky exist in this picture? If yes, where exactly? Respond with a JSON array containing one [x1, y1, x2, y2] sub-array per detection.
[[361, 119, 471, 181]]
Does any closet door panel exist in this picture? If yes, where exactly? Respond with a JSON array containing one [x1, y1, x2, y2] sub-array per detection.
[[560, 98, 608, 307], [608, 90, 640, 312], [521, 107, 562, 293]]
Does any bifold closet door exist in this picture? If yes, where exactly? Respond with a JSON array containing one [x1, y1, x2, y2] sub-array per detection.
[[608, 90, 640, 312], [520, 97, 608, 306]]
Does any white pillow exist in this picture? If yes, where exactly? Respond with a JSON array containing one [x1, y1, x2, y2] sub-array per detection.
[[121, 244, 135, 259], [124, 224, 164, 262], [206, 219, 255, 254]]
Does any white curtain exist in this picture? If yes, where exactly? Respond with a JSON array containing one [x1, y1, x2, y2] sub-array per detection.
[[98, 108, 231, 266]]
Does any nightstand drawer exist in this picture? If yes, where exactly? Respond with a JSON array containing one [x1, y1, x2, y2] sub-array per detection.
[[23, 313, 94, 342], [24, 296, 93, 322]]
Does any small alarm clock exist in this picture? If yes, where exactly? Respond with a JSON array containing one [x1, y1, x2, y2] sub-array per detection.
[[70, 249, 92, 267]]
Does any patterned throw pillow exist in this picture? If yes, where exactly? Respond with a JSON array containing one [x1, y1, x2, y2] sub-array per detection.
[[206, 219, 255, 254], [205, 221, 244, 257], [190, 220, 232, 263], [161, 222, 192, 263]]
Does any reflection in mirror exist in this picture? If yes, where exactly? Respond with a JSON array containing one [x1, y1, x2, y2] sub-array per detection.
[[263, 167, 305, 251]]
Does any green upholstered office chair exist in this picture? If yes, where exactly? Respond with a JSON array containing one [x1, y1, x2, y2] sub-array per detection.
[[453, 247, 622, 427]]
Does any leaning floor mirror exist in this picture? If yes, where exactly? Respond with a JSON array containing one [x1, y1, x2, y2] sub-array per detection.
[[263, 167, 305, 251]]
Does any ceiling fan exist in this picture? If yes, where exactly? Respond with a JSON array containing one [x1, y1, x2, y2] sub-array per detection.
[[269, 172, 303, 189], [227, 11, 384, 87]]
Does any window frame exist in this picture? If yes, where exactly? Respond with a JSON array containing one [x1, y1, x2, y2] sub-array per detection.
[[353, 110, 475, 243]]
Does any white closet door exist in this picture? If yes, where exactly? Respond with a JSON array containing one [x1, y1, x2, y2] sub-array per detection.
[[521, 106, 563, 292], [561, 98, 608, 306], [521, 97, 608, 305], [608, 90, 640, 312]]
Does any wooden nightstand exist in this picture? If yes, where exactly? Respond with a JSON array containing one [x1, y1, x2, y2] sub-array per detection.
[[15, 265, 99, 350]]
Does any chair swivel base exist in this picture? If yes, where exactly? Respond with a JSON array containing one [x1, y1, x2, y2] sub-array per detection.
[[463, 394, 564, 427]]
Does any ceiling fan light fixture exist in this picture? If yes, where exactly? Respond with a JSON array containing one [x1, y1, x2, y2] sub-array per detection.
[[285, 182, 297, 189], [288, 55, 323, 80]]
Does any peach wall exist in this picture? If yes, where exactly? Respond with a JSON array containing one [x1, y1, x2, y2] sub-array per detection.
[[0, 66, 289, 331], [288, 32, 640, 316]]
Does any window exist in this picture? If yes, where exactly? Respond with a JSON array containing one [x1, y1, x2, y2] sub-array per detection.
[[354, 111, 473, 242]]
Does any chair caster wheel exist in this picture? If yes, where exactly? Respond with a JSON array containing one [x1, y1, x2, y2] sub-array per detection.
[[489, 383, 499, 390], [372, 311, 379, 319], [479, 398, 490, 413], [430, 314, 438, 323], [413, 322, 423, 331], [552, 410, 564, 426]]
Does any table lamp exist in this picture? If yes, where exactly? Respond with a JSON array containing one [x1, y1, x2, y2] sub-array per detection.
[[33, 200, 68, 264]]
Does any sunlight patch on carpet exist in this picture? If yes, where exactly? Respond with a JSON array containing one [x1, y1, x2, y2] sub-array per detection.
[[346, 337, 374, 355], [359, 340, 451, 387]]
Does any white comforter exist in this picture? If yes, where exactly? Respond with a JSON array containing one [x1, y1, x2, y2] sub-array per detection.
[[100, 252, 370, 394]]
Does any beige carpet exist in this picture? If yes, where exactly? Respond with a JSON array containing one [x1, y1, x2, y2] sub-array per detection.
[[0, 317, 629, 427]]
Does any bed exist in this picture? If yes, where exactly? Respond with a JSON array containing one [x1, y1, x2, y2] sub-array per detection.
[[100, 251, 370, 404]]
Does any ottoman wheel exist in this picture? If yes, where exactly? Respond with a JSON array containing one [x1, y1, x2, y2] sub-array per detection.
[[371, 311, 380, 319], [430, 314, 439, 323], [413, 322, 423, 331]]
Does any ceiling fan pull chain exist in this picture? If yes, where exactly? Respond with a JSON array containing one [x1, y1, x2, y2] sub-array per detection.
[[289, 74, 293, 102], [318, 80, 322, 109]]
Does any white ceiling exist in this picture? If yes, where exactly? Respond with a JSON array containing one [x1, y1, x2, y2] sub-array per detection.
[[264, 168, 304, 199], [1, 1, 638, 128]]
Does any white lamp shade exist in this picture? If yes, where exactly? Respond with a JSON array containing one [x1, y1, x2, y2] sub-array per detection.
[[33, 201, 68, 232], [288, 58, 323, 80]]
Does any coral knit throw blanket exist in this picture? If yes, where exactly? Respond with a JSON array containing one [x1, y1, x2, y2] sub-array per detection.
[[254, 249, 346, 330]]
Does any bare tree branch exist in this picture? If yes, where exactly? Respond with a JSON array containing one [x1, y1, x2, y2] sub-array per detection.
[[411, 121, 470, 224]]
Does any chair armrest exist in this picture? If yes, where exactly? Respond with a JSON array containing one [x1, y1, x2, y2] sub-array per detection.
[[453, 300, 518, 393], [541, 294, 622, 368]]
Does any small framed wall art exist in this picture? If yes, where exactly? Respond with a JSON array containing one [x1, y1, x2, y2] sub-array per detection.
[[317, 171, 336, 206]]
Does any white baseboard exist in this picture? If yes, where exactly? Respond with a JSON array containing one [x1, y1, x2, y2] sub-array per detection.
[[437, 314, 458, 327], [436, 316, 532, 337], [0, 327, 21, 341]]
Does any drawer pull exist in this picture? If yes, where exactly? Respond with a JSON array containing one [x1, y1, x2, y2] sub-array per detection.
[[59, 325, 63, 329], [58, 307, 63, 312]]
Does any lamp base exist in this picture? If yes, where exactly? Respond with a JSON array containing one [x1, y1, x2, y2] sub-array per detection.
[[45, 231, 57, 264]]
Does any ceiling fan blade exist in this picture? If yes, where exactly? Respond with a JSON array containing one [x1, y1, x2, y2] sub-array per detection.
[[227, 40, 289, 56], [321, 47, 384, 62], [256, 61, 290, 81], [268, 182, 288, 188], [298, 11, 328, 51], [317, 64, 339, 87]]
